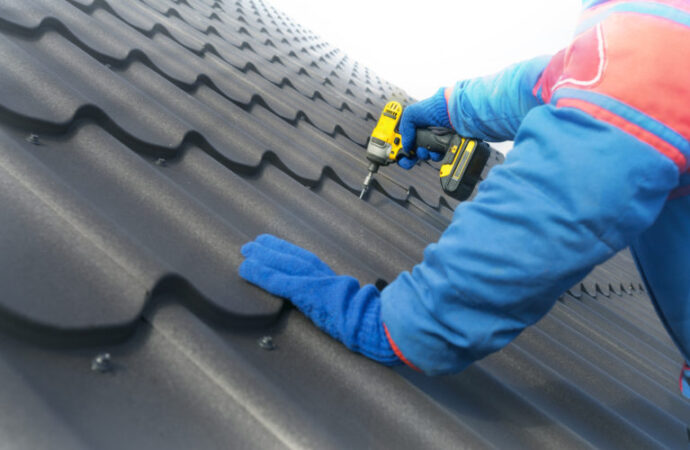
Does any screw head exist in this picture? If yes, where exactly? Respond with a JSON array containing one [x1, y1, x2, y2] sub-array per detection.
[[26, 134, 40, 145], [91, 352, 113, 373], [258, 336, 275, 351]]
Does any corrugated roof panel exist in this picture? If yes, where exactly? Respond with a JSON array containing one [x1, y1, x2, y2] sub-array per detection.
[[0, 0, 688, 448]]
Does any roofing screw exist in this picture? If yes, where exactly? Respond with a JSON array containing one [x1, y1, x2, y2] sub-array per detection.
[[91, 352, 113, 373], [154, 157, 167, 166], [258, 336, 275, 351], [26, 134, 40, 145]]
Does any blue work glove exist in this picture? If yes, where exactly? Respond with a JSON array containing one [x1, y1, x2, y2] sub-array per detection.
[[398, 87, 453, 170], [239, 234, 401, 365], [398, 146, 445, 170]]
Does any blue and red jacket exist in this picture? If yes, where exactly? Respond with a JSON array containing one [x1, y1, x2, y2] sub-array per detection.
[[381, 0, 690, 395]]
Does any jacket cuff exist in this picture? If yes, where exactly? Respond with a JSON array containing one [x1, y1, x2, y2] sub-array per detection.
[[383, 323, 421, 372], [428, 87, 452, 129], [443, 87, 454, 129]]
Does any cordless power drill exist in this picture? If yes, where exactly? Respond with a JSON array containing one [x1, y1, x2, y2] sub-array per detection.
[[359, 101, 504, 200]]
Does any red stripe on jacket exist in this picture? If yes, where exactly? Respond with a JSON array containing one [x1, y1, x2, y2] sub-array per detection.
[[383, 323, 421, 372], [533, 6, 690, 170]]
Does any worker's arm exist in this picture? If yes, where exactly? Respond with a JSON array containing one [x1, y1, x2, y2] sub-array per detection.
[[381, 102, 681, 374], [386, 3, 690, 372], [445, 55, 552, 141], [240, 103, 680, 372], [398, 55, 551, 168], [241, 4, 689, 376]]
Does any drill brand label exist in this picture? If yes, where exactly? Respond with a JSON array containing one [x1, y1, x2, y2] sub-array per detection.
[[453, 140, 475, 181], [440, 139, 476, 181]]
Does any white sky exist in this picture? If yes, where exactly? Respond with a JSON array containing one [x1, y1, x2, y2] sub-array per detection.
[[269, 0, 582, 99]]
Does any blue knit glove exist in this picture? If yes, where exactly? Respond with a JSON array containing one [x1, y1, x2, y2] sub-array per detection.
[[239, 234, 401, 365], [398, 87, 452, 170]]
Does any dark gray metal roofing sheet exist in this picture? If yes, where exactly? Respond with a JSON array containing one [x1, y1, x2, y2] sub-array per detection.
[[0, 0, 688, 447]]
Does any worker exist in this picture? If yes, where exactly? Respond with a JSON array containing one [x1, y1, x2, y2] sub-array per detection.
[[240, 0, 690, 395]]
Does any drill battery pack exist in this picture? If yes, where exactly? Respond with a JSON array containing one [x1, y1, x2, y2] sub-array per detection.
[[439, 137, 504, 201]]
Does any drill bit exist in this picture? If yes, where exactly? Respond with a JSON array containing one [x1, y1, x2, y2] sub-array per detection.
[[359, 163, 379, 200], [359, 171, 374, 199]]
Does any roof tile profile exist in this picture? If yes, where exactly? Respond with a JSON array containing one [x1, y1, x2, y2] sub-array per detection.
[[0, 0, 688, 447]]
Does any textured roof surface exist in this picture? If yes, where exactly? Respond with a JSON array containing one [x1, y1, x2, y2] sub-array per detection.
[[0, 0, 688, 448]]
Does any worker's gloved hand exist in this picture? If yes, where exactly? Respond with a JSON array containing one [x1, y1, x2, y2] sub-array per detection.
[[398, 87, 452, 169], [239, 234, 401, 365], [397, 147, 445, 170]]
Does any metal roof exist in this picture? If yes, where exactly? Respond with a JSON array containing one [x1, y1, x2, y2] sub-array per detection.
[[0, 0, 688, 447]]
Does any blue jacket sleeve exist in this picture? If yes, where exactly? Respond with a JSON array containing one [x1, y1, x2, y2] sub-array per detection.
[[446, 55, 551, 142], [380, 103, 680, 375]]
